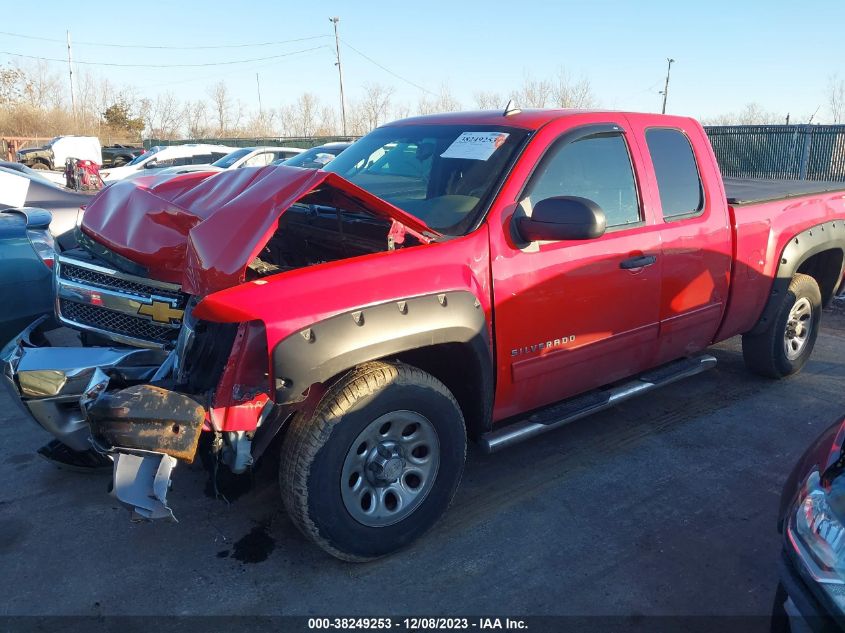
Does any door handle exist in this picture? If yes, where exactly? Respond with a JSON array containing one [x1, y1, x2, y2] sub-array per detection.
[[619, 254, 657, 270]]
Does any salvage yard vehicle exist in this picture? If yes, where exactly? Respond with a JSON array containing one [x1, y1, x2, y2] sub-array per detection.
[[101, 144, 144, 168], [153, 146, 306, 177], [17, 136, 101, 171], [0, 208, 54, 345], [774, 412, 845, 632], [274, 141, 352, 168], [100, 143, 236, 182], [3, 109, 845, 561], [0, 164, 89, 248]]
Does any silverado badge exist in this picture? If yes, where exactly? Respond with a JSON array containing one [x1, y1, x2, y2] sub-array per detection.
[[138, 301, 184, 324]]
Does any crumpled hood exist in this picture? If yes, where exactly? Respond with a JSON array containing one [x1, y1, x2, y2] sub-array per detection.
[[80, 165, 436, 295]]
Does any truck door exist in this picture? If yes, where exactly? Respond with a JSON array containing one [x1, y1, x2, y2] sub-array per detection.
[[489, 122, 664, 420], [634, 125, 731, 363]]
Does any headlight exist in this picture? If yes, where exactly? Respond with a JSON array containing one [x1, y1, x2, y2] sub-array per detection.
[[788, 467, 845, 611]]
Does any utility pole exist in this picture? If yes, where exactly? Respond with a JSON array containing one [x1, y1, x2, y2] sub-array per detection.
[[66, 30, 76, 123], [660, 57, 674, 114], [256, 73, 263, 115], [330, 17, 347, 137]]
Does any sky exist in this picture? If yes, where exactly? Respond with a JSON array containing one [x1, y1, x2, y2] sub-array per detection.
[[2, 0, 844, 123]]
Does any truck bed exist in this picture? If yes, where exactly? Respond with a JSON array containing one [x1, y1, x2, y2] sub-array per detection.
[[724, 177, 845, 205]]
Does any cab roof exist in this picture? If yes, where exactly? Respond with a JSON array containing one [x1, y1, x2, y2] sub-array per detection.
[[386, 109, 692, 131]]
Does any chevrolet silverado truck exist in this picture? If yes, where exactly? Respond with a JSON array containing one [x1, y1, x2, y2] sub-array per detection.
[[3, 109, 845, 561]]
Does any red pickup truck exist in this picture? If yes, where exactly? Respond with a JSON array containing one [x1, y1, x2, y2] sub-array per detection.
[[3, 109, 845, 561]]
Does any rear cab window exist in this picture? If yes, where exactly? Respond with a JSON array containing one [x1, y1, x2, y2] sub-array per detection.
[[645, 128, 704, 221]]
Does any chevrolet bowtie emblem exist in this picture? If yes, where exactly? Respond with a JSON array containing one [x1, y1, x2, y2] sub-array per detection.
[[138, 301, 184, 324]]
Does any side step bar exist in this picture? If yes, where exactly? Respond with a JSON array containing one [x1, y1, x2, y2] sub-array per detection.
[[479, 354, 717, 453]]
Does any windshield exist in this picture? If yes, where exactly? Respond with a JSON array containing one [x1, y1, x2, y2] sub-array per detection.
[[212, 148, 252, 169], [323, 125, 528, 235], [284, 145, 347, 168], [128, 146, 159, 166]]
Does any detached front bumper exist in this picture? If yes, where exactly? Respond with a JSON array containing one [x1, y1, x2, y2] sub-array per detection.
[[1, 316, 207, 519]]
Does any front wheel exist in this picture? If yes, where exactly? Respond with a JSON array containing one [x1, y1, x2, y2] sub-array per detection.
[[31, 162, 48, 170], [279, 361, 466, 561], [742, 273, 822, 378]]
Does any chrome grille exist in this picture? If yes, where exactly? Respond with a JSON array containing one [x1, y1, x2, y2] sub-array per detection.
[[60, 300, 176, 346], [56, 255, 189, 349], [60, 263, 183, 302]]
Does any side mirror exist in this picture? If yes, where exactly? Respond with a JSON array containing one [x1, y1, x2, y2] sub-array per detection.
[[143, 160, 157, 169], [516, 196, 607, 242]]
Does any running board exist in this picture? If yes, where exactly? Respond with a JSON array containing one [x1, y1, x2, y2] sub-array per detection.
[[479, 355, 717, 453]]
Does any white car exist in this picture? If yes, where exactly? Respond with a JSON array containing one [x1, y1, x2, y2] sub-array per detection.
[[153, 146, 305, 177], [100, 144, 237, 182]]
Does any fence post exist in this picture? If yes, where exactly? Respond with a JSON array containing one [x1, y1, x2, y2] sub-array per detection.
[[799, 125, 813, 180]]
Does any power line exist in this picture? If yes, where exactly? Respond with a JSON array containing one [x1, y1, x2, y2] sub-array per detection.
[[341, 38, 436, 96], [0, 45, 329, 68], [0, 30, 330, 50]]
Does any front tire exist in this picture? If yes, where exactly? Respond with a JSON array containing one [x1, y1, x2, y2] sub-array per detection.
[[279, 361, 466, 561], [742, 273, 822, 378], [31, 162, 48, 170]]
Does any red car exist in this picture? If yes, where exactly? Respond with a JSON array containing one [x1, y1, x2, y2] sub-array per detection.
[[3, 109, 845, 560]]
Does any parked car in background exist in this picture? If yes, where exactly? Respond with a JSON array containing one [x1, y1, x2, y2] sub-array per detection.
[[275, 141, 351, 168], [100, 144, 237, 182], [0, 160, 66, 187], [774, 413, 845, 632], [101, 144, 145, 168], [17, 136, 101, 171], [153, 146, 305, 176], [0, 208, 54, 345], [0, 165, 89, 248]]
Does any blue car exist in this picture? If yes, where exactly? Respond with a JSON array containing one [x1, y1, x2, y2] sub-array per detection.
[[0, 208, 55, 345]]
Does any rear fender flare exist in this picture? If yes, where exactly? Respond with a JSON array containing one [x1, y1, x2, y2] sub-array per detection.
[[271, 290, 492, 414], [749, 220, 845, 335]]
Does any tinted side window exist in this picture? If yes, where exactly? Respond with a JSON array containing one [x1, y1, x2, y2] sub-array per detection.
[[528, 134, 640, 228], [190, 153, 213, 165], [645, 128, 703, 219]]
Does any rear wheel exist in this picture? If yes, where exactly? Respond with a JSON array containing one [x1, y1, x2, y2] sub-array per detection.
[[31, 162, 48, 170], [742, 273, 822, 378], [279, 361, 466, 561]]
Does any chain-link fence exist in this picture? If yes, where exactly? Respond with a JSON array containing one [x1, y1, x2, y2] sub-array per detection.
[[705, 125, 845, 181]]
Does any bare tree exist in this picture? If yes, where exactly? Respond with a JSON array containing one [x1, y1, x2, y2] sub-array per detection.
[[828, 74, 845, 124], [392, 101, 411, 121], [19, 61, 63, 110], [359, 83, 394, 130], [417, 84, 460, 115], [552, 68, 595, 109], [147, 92, 184, 139], [184, 100, 210, 138], [474, 91, 505, 110], [0, 64, 26, 108], [285, 93, 320, 137], [702, 102, 783, 126], [512, 74, 552, 108], [208, 81, 232, 135]]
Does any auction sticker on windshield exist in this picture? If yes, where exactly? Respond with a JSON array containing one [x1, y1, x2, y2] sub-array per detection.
[[441, 132, 510, 161]]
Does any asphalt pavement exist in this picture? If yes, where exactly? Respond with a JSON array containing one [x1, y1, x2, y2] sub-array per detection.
[[2, 308, 845, 624]]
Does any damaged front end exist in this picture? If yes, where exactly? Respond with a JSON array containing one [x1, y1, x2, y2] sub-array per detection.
[[2, 300, 270, 521]]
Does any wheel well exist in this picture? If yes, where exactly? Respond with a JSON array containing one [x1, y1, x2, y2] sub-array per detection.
[[391, 343, 492, 440], [797, 248, 844, 306]]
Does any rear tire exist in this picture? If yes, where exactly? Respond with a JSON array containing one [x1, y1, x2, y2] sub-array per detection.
[[31, 162, 48, 170], [279, 361, 466, 561], [742, 273, 822, 378]]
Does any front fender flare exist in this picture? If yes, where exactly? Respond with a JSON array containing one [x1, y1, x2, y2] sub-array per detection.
[[271, 290, 490, 405]]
